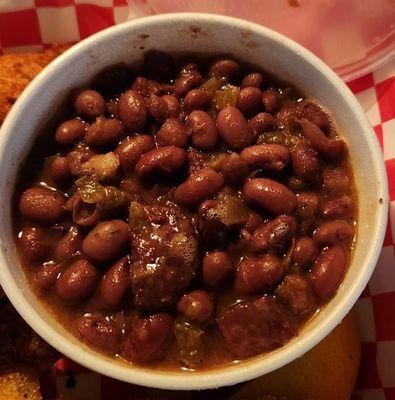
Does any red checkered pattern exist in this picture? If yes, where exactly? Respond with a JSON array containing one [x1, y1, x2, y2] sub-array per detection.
[[1, 1, 395, 399]]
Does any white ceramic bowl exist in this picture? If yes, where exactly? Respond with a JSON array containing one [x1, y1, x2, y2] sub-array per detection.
[[0, 13, 388, 390]]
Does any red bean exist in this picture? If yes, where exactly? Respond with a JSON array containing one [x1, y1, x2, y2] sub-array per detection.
[[173, 65, 202, 97], [241, 72, 263, 89], [19, 187, 65, 225], [177, 290, 214, 322], [162, 94, 181, 118], [121, 314, 173, 363], [187, 110, 218, 150], [241, 144, 290, 171], [216, 106, 255, 150], [296, 192, 320, 218], [290, 142, 320, 182], [78, 315, 122, 353], [250, 215, 296, 252], [19, 226, 50, 262], [187, 147, 205, 175], [262, 89, 281, 114], [243, 178, 297, 215], [322, 195, 353, 219], [147, 94, 168, 122], [296, 100, 331, 133], [131, 76, 160, 98], [244, 212, 264, 234], [202, 251, 233, 287], [66, 144, 95, 176], [216, 296, 296, 358], [248, 112, 276, 136], [50, 156, 72, 186], [56, 259, 98, 301], [74, 89, 105, 119], [322, 167, 350, 195], [85, 117, 125, 147], [54, 225, 83, 262], [309, 246, 347, 299], [115, 135, 155, 172], [209, 59, 240, 80], [71, 194, 102, 228], [101, 257, 131, 309], [236, 87, 262, 117], [291, 236, 318, 268], [157, 119, 188, 148], [235, 254, 283, 294], [184, 89, 213, 112], [275, 274, 314, 315], [174, 167, 224, 207], [221, 153, 250, 186], [118, 90, 147, 132], [135, 146, 187, 178], [313, 220, 354, 246], [55, 118, 87, 146], [300, 118, 345, 161], [35, 262, 63, 290], [82, 220, 130, 265]]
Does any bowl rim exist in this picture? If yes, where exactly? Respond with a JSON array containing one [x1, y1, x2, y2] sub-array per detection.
[[0, 12, 388, 390]]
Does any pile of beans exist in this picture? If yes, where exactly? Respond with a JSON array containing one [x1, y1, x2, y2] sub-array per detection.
[[15, 51, 356, 370]]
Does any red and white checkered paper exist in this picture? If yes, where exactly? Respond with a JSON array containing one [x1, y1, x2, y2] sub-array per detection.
[[0, 2, 394, 399]]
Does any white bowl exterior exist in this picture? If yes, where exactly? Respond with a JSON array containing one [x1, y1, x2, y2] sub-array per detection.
[[0, 14, 388, 390]]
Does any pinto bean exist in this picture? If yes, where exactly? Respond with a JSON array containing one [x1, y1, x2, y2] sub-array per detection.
[[296, 100, 331, 133], [115, 135, 155, 172], [177, 290, 214, 322], [202, 251, 233, 287], [322, 195, 353, 219], [275, 274, 314, 315], [78, 315, 122, 353], [82, 220, 130, 265], [244, 212, 264, 234], [313, 220, 354, 246], [19, 187, 65, 225], [309, 246, 347, 299], [250, 215, 296, 252], [56, 259, 98, 302], [216, 106, 255, 150], [243, 178, 297, 215], [290, 142, 320, 182], [300, 118, 345, 161], [291, 236, 318, 268], [187, 147, 205, 175], [85, 117, 125, 147], [55, 118, 87, 146], [184, 89, 213, 112], [173, 65, 202, 97], [241, 72, 263, 89], [131, 76, 160, 98], [241, 144, 290, 171], [74, 89, 105, 119], [216, 296, 296, 358], [157, 119, 188, 148], [135, 146, 187, 177], [118, 90, 147, 132], [221, 153, 250, 186], [162, 95, 181, 118], [50, 156, 72, 186], [35, 262, 63, 290], [66, 144, 95, 176], [296, 192, 320, 218], [262, 89, 281, 114], [147, 94, 168, 121], [187, 110, 218, 150], [174, 167, 224, 207], [54, 225, 83, 262], [235, 254, 283, 294], [71, 194, 102, 228], [248, 112, 276, 135], [121, 314, 173, 363], [236, 87, 262, 117], [19, 226, 50, 262], [322, 167, 350, 195], [209, 59, 240, 80], [101, 257, 131, 309]]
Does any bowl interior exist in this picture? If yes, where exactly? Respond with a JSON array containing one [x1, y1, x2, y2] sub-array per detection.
[[0, 14, 388, 390]]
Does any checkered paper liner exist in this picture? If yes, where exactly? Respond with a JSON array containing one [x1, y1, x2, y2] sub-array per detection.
[[1, 2, 394, 399]]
